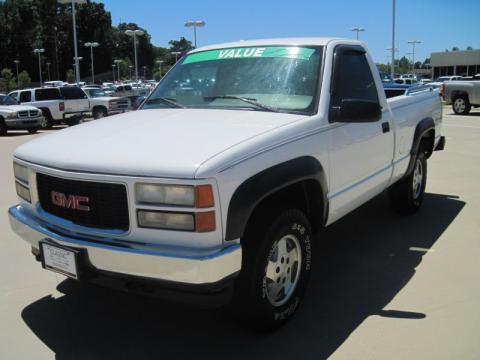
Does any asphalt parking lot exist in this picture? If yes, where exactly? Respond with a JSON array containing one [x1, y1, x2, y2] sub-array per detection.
[[1, 107, 479, 360]]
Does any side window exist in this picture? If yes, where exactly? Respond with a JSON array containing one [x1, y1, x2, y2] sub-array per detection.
[[19, 91, 32, 102], [9, 92, 18, 101], [59, 87, 88, 100], [124, 85, 132, 91], [35, 88, 61, 101], [332, 50, 379, 106]]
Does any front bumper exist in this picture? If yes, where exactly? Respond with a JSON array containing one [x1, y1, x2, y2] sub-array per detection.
[[6, 116, 44, 129], [8, 205, 242, 286]]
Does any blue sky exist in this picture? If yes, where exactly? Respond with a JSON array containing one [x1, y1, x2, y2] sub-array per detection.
[[102, 0, 480, 63]]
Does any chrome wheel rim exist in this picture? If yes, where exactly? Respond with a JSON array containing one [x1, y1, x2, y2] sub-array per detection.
[[264, 234, 302, 307], [412, 158, 424, 199], [454, 98, 465, 113], [40, 117, 47, 128]]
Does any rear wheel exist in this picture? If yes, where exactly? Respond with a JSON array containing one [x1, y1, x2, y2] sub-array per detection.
[[389, 152, 427, 214], [40, 108, 54, 128], [452, 95, 471, 115], [64, 116, 83, 126], [235, 209, 313, 329]]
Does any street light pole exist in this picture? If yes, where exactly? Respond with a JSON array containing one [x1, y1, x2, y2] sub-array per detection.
[[142, 66, 147, 80], [84, 42, 99, 84], [351, 27, 365, 40], [156, 60, 164, 80], [112, 64, 116, 82], [13, 60, 20, 88], [171, 51, 181, 62], [391, 0, 396, 79], [184, 20, 206, 48], [387, 48, 398, 76], [129, 65, 133, 80], [114, 59, 121, 82], [46, 62, 51, 81], [58, 0, 86, 85], [33, 48, 45, 85], [407, 40, 421, 73], [125, 29, 145, 82]]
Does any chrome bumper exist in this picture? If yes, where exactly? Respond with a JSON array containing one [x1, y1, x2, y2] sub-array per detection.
[[8, 205, 242, 285]]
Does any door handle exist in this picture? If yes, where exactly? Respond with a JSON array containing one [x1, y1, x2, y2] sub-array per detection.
[[381, 122, 390, 133]]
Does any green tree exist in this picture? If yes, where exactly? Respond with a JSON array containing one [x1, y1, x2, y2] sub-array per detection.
[[17, 70, 31, 89], [0, 68, 15, 92], [466, 46, 473, 50], [452, 46, 459, 51], [66, 69, 75, 83]]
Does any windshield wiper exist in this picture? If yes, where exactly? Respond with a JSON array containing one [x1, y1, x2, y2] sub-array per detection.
[[203, 95, 280, 112], [144, 97, 185, 108]]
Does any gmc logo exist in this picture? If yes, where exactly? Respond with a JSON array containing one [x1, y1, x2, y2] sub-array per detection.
[[51, 191, 90, 211]]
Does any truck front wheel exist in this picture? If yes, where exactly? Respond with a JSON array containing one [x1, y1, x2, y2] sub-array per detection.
[[452, 95, 471, 115], [389, 152, 427, 214], [235, 209, 313, 329]]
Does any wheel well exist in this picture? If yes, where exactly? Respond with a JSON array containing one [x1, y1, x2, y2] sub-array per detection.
[[451, 91, 469, 103], [243, 179, 325, 238], [420, 129, 435, 159], [39, 107, 52, 120], [92, 105, 107, 113]]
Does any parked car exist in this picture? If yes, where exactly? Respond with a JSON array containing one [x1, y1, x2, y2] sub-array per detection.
[[82, 87, 131, 119], [0, 94, 45, 135], [8, 37, 444, 329], [442, 75, 480, 114], [430, 75, 463, 90], [394, 78, 418, 85], [8, 86, 89, 127]]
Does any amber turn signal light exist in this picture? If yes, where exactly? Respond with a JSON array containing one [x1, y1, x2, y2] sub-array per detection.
[[195, 211, 216, 232], [195, 185, 214, 208]]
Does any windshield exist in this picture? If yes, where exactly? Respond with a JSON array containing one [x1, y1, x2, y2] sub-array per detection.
[[87, 89, 108, 97], [143, 46, 324, 114], [0, 95, 17, 105]]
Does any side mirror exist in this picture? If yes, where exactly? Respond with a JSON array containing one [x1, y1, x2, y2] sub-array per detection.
[[330, 99, 381, 123]]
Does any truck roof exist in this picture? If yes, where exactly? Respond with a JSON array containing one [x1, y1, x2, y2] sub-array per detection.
[[190, 37, 348, 53]]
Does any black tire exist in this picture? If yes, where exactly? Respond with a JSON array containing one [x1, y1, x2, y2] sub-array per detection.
[[389, 152, 427, 214], [234, 209, 313, 330], [28, 128, 38, 134], [0, 118, 7, 136], [452, 95, 471, 115], [93, 107, 108, 120], [40, 108, 54, 128], [64, 116, 83, 126]]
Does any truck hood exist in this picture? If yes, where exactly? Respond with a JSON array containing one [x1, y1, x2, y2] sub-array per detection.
[[0, 105, 39, 113], [14, 108, 305, 178]]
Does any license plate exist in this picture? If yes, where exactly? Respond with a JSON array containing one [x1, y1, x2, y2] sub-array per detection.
[[40, 241, 79, 279]]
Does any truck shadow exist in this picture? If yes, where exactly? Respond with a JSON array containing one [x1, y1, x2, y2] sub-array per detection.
[[21, 192, 464, 360]]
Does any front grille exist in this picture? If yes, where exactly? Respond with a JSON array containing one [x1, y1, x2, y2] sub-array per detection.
[[37, 173, 129, 231], [18, 110, 39, 118], [113, 100, 129, 109]]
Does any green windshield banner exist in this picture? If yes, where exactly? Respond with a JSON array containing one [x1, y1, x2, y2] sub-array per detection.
[[182, 46, 315, 64]]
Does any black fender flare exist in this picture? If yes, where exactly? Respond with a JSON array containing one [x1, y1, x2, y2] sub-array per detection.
[[225, 156, 328, 241], [405, 117, 435, 176]]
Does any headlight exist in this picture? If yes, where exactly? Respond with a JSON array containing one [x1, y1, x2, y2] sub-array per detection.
[[137, 210, 195, 231], [136, 183, 195, 206], [7, 112, 18, 119], [15, 181, 31, 203], [13, 162, 29, 184]]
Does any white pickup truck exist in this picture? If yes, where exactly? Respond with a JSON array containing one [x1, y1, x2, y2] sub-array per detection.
[[0, 94, 45, 135], [8, 38, 444, 328], [82, 87, 131, 119], [8, 86, 89, 127]]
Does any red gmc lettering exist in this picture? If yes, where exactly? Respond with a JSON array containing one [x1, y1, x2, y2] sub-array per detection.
[[51, 191, 90, 211]]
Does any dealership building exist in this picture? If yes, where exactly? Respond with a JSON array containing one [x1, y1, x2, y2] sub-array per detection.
[[431, 49, 480, 78]]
